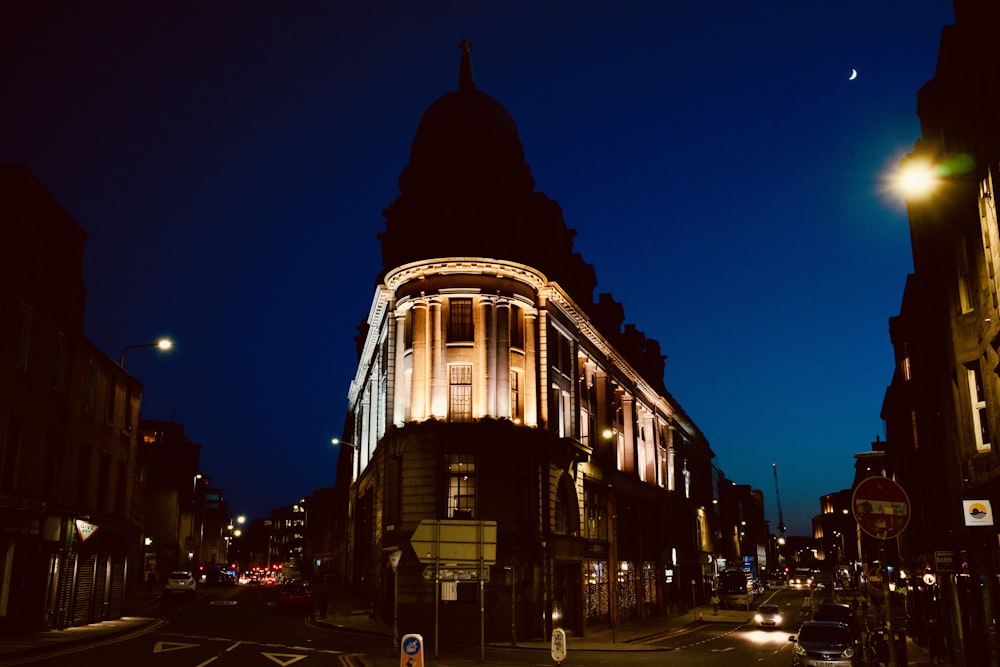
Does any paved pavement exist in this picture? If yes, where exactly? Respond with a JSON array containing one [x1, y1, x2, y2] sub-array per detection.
[[0, 590, 947, 666]]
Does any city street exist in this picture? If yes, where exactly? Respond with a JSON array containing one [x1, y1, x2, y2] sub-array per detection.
[[3, 586, 819, 667]]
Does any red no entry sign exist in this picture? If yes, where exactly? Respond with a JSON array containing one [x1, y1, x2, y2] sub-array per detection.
[[852, 476, 910, 539]]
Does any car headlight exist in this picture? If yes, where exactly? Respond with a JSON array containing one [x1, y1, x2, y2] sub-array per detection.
[[843, 646, 855, 658], [793, 642, 806, 656], [754, 614, 763, 623]]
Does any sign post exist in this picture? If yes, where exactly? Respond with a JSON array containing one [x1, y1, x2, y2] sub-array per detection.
[[852, 476, 910, 667], [410, 520, 497, 659], [389, 548, 402, 648]]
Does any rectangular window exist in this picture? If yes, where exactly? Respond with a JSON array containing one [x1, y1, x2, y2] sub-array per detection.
[[404, 309, 414, 349], [105, 374, 116, 424], [85, 358, 97, 415], [966, 362, 992, 451], [585, 488, 607, 540], [957, 237, 973, 313], [510, 370, 522, 422], [446, 454, 476, 518], [387, 455, 402, 528], [511, 305, 524, 348], [98, 453, 111, 512], [78, 445, 92, 506], [548, 328, 573, 375], [449, 364, 472, 422], [1, 413, 23, 491], [123, 385, 134, 431], [15, 304, 31, 370], [448, 298, 473, 342]]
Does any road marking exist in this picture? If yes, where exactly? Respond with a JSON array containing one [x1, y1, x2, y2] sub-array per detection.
[[210, 600, 238, 605], [262, 653, 308, 665], [153, 640, 200, 653]]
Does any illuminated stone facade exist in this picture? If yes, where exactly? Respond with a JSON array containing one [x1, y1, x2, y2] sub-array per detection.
[[337, 46, 717, 641]]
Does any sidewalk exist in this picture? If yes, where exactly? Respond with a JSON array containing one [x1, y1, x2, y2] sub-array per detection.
[[0, 592, 947, 666], [0, 591, 163, 666]]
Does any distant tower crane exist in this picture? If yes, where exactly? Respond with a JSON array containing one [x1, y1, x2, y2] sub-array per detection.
[[772, 463, 787, 537]]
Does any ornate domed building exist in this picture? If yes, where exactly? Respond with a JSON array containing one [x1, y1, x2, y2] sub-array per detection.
[[335, 42, 718, 643]]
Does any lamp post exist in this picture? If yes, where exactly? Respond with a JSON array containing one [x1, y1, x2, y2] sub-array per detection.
[[331, 438, 360, 482], [119, 337, 173, 368], [226, 515, 246, 571]]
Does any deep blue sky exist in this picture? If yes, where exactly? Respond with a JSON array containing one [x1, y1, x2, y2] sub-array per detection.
[[4, 1, 954, 535]]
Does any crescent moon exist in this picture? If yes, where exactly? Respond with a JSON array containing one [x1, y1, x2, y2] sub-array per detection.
[[849, 68, 858, 80]]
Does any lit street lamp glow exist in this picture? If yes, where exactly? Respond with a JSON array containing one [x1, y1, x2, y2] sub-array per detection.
[[898, 159, 939, 198], [119, 337, 174, 368]]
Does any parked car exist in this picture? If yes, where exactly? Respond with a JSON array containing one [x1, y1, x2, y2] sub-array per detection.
[[813, 602, 859, 640], [164, 571, 197, 595], [275, 580, 313, 613], [754, 602, 783, 629], [789, 620, 858, 667]]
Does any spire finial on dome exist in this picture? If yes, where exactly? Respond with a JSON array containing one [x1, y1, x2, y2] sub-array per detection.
[[458, 40, 475, 91]]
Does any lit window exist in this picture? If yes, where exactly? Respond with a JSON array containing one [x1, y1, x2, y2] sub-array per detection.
[[446, 454, 475, 518], [448, 298, 473, 342], [449, 364, 472, 422], [957, 237, 973, 314], [966, 362, 991, 452], [510, 370, 522, 422]]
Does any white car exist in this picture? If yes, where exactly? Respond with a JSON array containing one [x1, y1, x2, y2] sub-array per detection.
[[754, 603, 783, 629], [165, 571, 197, 594]]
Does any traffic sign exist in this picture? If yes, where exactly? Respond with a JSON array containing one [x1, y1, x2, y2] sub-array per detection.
[[410, 519, 497, 564], [852, 476, 910, 539], [400, 633, 424, 667], [422, 565, 490, 582], [389, 549, 403, 572], [551, 628, 567, 664]]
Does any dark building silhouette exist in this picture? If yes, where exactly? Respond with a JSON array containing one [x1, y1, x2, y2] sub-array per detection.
[[0, 164, 144, 631], [880, 2, 1000, 665]]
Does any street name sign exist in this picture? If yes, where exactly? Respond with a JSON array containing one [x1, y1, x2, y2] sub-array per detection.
[[852, 476, 910, 539]]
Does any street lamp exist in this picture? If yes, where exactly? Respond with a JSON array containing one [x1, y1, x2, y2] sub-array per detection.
[[331, 438, 360, 481], [119, 337, 173, 368]]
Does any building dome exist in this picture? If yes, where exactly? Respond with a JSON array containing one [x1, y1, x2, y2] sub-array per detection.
[[378, 41, 596, 308], [408, 88, 524, 172]]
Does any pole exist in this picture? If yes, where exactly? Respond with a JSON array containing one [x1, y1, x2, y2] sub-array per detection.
[[480, 523, 485, 663], [393, 567, 399, 649], [511, 567, 517, 645], [434, 523, 440, 659]]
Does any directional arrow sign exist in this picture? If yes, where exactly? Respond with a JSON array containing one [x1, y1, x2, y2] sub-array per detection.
[[410, 519, 497, 564]]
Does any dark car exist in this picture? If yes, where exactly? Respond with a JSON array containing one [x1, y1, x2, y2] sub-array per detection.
[[789, 620, 858, 667], [813, 602, 859, 639], [276, 580, 313, 613]]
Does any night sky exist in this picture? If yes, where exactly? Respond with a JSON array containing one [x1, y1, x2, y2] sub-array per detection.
[[3, 1, 955, 535]]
